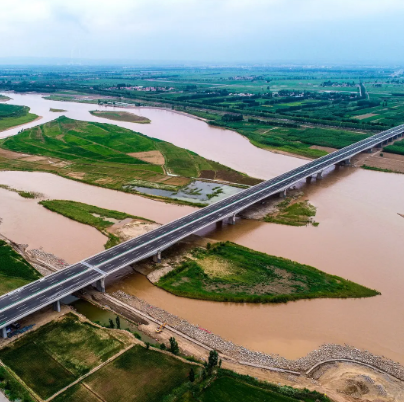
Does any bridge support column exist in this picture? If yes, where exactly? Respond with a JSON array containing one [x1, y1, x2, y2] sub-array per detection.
[[53, 300, 61, 313], [95, 278, 106, 293], [1, 327, 6, 339], [376, 143, 382, 149], [316, 171, 323, 179], [388, 138, 393, 142], [228, 215, 236, 225], [153, 251, 162, 263], [383, 140, 388, 145], [216, 220, 223, 227], [366, 148, 373, 153], [306, 176, 312, 183], [344, 158, 351, 165], [279, 189, 287, 198]]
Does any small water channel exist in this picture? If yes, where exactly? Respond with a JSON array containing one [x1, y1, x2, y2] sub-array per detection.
[[70, 299, 156, 344]]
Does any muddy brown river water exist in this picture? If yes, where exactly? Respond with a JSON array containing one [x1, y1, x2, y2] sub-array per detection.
[[0, 93, 404, 363]]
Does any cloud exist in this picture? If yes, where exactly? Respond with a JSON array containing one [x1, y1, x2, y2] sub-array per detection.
[[1, 0, 404, 63]]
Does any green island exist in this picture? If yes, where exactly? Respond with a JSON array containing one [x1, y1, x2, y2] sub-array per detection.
[[0, 95, 10, 102], [157, 242, 379, 303], [0, 240, 41, 296], [264, 198, 318, 227], [90, 110, 151, 124], [50, 108, 67, 112], [0, 116, 258, 206], [39, 200, 154, 248], [0, 184, 40, 199], [0, 313, 329, 402], [0, 104, 38, 132]]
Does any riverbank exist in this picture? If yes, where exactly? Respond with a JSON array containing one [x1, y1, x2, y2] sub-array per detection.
[[103, 290, 404, 381]]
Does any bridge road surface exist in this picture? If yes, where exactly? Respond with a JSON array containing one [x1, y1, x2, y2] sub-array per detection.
[[0, 124, 403, 335]]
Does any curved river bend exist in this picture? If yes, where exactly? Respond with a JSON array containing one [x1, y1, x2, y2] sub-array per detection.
[[0, 93, 403, 363]]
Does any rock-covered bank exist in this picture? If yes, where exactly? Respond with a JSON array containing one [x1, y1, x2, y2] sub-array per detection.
[[112, 290, 404, 381]]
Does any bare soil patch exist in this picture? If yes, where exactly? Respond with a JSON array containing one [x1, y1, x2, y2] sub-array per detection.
[[163, 176, 190, 186], [310, 145, 338, 153], [354, 113, 378, 120], [107, 219, 161, 242], [128, 150, 165, 165], [67, 172, 86, 179], [0, 148, 27, 159]]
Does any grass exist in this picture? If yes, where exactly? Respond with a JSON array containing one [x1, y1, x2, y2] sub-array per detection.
[[57, 345, 193, 402], [50, 108, 67, 112], [39, 200, 153, 248], [188, 370, 330, 402], [0, 314, 125, 399], [264, 199, 318, 226], [0, 240, 41, 295], [0, 184, 40, 199], [0, 104, 38, 132], [383, 138, 404, 155], [0, 116, 258, 203], [0, 365, 36, 402], [90, 110, 151, 123], [362, 164, 403, 174], [157, 241, 380, 303]]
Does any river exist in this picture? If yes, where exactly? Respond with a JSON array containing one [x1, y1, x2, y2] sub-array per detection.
[[0, 93, 403, 364]]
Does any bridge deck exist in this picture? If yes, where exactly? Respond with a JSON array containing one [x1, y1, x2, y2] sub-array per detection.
[[0, 124, 403, 330]]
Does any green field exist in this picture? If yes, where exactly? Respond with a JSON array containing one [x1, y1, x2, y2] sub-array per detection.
[[0, 117, 258, 205], [0, 240, 41, 295], [0, 104, 38, 132], [157, 241, 380, 303], [90, 110, 151, 123], [179, 370, 329, 402], [0, 314, 126, 399], [39, 200, 153, 248], [55, 345, 193, 402]]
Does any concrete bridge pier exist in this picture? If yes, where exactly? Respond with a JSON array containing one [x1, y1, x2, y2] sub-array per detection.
[[53, 300, 61, 312], [388, 137, 393, 142], [279, 189, 287, 198], [95, 277, 106, 293], [228, 215, 236, 225], [305, 176, 312, 183], [344, 158, 351, 165], [366, 148, 373, 153], [316, 171, 323, 179], [1, 327, 6, 339], [153, 251, 162, 263]]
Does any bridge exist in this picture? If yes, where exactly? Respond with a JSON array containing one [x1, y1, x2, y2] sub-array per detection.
[[0, 124, 403, 337]]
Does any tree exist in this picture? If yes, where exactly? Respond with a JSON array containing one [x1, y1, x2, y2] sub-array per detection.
[[169, 337, 179, 355], [207, 350, 219, 374], [145, 342, 150, 350], [116, 316, 120, 329], [109, 318, 114, 328], [160, 343, 166, 350], [189, 368, 195, 382]]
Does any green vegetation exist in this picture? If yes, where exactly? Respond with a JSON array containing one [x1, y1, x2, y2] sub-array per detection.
[[0, 240, 41, 295], [0, 314, 126, 399], [50, 108, 67, 112], [0, 366, 35, 402], [90, 110, 151, 123], [0, 104, 38, 132], [157, 241, 380, 303], [384, 138, 404, 155], [183, 370, 329, 402], [0, 116, 258, 205], [39, 200, 153, 248], [264, 199, 318, 226], [362, 165, 403, 174], [0, 184, 40, 199], [55, 345, 193, 402]]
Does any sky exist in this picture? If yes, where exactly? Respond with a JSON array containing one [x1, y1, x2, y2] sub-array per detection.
[[1, 0, 404, 64]]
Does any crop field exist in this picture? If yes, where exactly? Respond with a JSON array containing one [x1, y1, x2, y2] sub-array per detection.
[[0, 104, 38, 132], [0, 314, 126, 399], [0, 116, 257, 204], [55, 345, 193, 402], [0, 240, 41, 295], [157, 242, 380, 303]]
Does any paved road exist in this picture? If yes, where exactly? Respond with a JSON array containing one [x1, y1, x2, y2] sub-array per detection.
[[0, 124, 403, 331]]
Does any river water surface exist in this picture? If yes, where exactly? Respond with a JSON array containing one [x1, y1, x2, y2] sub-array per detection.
[[0, 93, 403, 363]]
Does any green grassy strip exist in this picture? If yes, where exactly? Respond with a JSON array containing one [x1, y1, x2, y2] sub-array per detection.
[[157, 242, 380, 303], [39, 200, 153, 249]]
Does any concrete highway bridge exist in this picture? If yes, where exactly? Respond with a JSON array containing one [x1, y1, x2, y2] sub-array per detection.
[[0, 124, 403, 337]]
